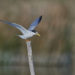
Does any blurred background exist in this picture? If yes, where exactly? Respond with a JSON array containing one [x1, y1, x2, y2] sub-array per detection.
[[0, 0, 75, 75]]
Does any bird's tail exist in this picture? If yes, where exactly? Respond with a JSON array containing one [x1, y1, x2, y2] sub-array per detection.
[[17, 35, 25, 39]]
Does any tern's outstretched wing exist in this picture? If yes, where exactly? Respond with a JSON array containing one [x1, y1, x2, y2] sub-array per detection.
[[28, 16, 42, 31], [0, 20, 28, 34]]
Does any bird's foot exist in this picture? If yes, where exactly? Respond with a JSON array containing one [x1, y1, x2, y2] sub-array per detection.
[[25, 39, 31, 42]]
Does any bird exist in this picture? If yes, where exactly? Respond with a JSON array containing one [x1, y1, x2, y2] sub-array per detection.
[[0, 16, 42, 40]]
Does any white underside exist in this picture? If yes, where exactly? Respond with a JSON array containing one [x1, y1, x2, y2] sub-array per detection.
[[18, 32, 35, 39]]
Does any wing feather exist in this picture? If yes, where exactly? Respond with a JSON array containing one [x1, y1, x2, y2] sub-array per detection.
[[0, 20, 28, 34], [28, 16, 42, 31]]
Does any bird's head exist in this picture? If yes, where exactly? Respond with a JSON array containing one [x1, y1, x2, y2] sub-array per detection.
[[32, 30, 40, 37], [35, 32, 40, 37]]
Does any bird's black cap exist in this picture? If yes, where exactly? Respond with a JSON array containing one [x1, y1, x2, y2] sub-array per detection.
[[32, 30, 37, 33]]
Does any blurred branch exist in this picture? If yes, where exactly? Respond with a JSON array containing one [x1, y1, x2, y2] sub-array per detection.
[[26, 40, 35, 75]]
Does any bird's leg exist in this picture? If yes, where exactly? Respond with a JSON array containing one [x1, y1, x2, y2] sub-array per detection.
[[25, 39, 31, 42]]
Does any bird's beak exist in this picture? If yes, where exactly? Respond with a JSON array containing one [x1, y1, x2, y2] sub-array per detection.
[[36, 33, 40, 37]]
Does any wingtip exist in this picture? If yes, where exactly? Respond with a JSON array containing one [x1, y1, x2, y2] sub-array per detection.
[[39, 16, 42, 23], [40, 16, 42, 19]]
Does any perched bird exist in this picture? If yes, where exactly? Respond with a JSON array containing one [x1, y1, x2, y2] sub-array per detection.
[[0, 16, 42, 39]]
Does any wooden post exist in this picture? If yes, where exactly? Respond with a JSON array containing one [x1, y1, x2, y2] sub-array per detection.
[[26, 40, 35, 75]]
